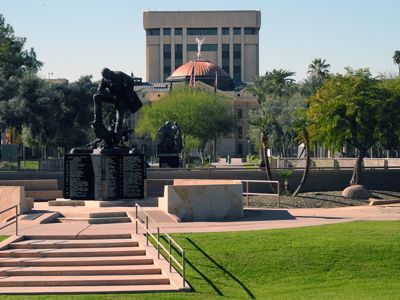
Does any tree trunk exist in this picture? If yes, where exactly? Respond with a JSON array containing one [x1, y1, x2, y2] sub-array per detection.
[[260, 131, 275, 193], [350, 149, 366, 185], [292, 129, 311, 196]]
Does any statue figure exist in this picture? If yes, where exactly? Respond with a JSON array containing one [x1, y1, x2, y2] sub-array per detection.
[[195, 37, 205, 59], [172, 122, 183, 153], [157, 121, 175, 154], [89, 68, 142, 151]]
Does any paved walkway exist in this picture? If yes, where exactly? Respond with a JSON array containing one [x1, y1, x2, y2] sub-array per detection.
[[1, 203, 399, 237]]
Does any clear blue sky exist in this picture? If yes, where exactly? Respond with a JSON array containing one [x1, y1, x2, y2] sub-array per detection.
[[2, 0, 400, 82]]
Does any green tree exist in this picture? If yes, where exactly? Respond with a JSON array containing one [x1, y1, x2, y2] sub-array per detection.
[[244, 76, 267, 106], [265, 69, 296, 97], [136, 86, 234, 162], [307, 69, 400, 186], [0, 15, 42, 79], [393, 50, 400, 77]]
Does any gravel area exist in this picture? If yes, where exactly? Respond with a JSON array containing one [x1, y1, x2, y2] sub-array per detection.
[[245, 190, 400, 209]]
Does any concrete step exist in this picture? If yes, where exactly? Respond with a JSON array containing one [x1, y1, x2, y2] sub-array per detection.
[[0, 265, 162, 276], [89, 211, 128, 218], [0, 274, 170, 287], [24, 233, 132, 240], [10, 238, 139, 249], [26, 190, 63, 201], [58, 216, 131, 224], [0, 255, 154, 267], [0, 180, 58, 191], [0, 247, 146, 258], [0, 284, 180, 294]]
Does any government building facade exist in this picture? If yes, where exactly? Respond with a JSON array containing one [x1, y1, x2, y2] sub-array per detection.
[[135, 10, 261, 158], [143, 10, 261, 83]]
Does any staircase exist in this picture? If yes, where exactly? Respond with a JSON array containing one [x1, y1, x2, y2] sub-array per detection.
[[0, 234, 186, 294], [58, 212, 132, 224]]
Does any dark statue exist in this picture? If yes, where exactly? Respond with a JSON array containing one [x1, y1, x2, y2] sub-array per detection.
[[157, 121, 183, 155], [87, 68, 143, 153]]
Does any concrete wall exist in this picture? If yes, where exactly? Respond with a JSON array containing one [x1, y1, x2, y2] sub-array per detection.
[[1, 169, 399, 197]]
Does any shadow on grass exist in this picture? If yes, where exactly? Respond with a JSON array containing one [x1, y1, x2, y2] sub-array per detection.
[[160, 236, 223, 296], [186, 238, 256, 299]]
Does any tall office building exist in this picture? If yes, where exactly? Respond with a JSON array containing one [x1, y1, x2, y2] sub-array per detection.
[[143, 10, 261, 82]]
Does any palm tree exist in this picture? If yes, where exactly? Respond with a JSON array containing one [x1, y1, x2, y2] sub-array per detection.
[[308, 58, 330, 80], [249, 109, 275, 192], [393, 50, 400, 77], [244, 76, 267, 106], [265, 69, 296, 97]]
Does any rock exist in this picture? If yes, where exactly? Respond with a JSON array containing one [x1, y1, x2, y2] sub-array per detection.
[[342, 185, 372, 199]]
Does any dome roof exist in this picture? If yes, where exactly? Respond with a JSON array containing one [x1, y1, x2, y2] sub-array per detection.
[[166, 60, 233, 91], [169, 60, 229, 79]]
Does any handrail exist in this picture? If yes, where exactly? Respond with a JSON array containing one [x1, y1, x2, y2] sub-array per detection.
[[0, 205, 18, 235], [134, 203, 186, 288], [242, 180, 280, 208]]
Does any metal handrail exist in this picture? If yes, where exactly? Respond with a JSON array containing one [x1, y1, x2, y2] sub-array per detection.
[[0, 205, 18, 235], [134, 203, 186, 287], [242, 180, 280, 208]]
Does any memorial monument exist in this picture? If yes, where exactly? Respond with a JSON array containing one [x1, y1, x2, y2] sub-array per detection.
[[64, 68, 146, 201], [157, 121, 183, 168]]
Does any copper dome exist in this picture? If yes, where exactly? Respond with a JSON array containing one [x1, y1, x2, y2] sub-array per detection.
[[166, 60, 233, 91]]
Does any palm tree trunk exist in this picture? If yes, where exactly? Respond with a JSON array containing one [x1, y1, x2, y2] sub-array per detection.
[[260, 131, 275, 193], [292, 129, 310, 196]]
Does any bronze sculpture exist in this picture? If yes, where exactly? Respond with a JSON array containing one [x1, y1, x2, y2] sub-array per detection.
[[89, 68, 142, 152]]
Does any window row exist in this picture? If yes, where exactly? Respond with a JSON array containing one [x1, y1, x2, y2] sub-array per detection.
[[146, 27, 259, 36]]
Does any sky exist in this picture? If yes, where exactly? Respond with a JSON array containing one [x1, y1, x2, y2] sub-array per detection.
[[1, 0, 400, 82]]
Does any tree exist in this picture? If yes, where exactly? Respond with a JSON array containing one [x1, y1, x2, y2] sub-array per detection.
[[265, 69, 296, 97], [307, 69, 400, 186], [244, 76, 267, 106], [393, 50, 400, 77], [136, 86, 234, 162], [0, 14, 42, 80], [308, 58, 330, 81]]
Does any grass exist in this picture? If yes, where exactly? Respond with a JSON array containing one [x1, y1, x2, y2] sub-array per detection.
[[19, 160, 39, 170], [1, 221, 400, 299]]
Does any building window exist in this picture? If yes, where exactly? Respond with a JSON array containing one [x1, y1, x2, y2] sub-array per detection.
[[146, 28, 160, 36], [222, 27, 230, 35], [187, 28, 217, 35], [163, 44, 171, 79], [222, 44, 229, 74], [174, 28, 182, 36], [233, 27, 241, 35], [233, 44, 241, 81], [244, 27, 258, 35], [187, 44, 217, 51], [163, 28, 171, 36], [175, 44, 183, 69], [237, 108, 243, 119], [237, 126, 243, 139]]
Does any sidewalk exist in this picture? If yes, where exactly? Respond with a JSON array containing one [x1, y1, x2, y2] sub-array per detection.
[[1, 203, 399, 237]]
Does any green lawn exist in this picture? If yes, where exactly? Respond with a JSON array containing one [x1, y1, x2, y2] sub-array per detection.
[[20, 160, 39, 170], [1, 221, 400, 299]]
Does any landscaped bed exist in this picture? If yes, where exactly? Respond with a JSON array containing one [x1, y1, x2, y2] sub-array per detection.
[[246, 190, 400, 208], [2, 221, 400, 299]]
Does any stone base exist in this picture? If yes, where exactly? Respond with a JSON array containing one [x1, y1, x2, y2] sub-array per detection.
[[159, 155, 179, 168], [49, 198, 158, 207], [158, 179, 243, 222]]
